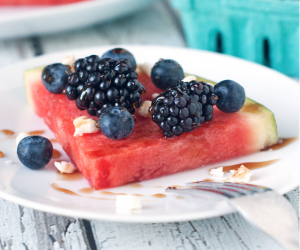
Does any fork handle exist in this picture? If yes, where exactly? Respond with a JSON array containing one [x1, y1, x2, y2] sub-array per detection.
[[230, 190, 299, 250]]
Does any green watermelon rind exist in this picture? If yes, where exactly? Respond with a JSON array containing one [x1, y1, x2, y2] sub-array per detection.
[[189, 74, 278, 148]]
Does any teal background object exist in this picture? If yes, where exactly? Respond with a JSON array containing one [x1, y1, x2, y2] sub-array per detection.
[[172, 0, 299, 77]]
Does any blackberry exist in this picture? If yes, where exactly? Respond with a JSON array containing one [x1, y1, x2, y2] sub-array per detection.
[[149, 80, 218, 137], [64, 56, 145, 116], [64, 84, 79, 100]]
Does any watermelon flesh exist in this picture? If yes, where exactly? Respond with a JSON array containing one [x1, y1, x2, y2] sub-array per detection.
[[24, 67, 278, 189], [0, 0, 85, 5]]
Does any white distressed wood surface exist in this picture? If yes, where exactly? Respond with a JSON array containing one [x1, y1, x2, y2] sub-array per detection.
[[0, 1, 298, 249]]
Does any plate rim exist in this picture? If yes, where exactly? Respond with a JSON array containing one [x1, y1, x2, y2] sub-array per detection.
[[0, 0, 157, 22], [0, 44, 298, 222], [0, 0, 159, 39]]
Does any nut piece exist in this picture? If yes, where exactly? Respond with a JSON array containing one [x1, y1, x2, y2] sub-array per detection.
[[116, 194, 142, 211], [62, 54, 76, 67], [54, 161, 76, 174], [209, 167, 224, 177], [152, 93, 159, 99], [139, 61, 153, 76], [16, 132, 30, 146], [138, 101, 152, 118], [73, 116, 99, 137], [182, 75, 197, 82], [226, 165, 252, 183]]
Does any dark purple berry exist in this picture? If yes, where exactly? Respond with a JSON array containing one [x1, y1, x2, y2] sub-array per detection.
[[42, 63, 71, 94], [94, 90, 107, 105], [74, 59, 86, 72], [86, 55, 101, 64], [68, 73, 80, 85], [65, 84, 78, 100], [151, 59, 184, 90], [101, 48, 137, 70], [214, 80, 245, 113]]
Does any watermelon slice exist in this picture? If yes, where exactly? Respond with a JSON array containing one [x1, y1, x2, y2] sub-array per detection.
[[24, 66, 278, 189], [0, 0, 85, 5]]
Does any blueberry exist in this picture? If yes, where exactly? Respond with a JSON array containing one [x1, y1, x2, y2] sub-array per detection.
[[214, 80, 246, 113], [98, 107, 134, 140], [101, 48, 137, 70], [42, 63, 72, 94], [151, 59, 184, 90], [17, 136, 53, 170]]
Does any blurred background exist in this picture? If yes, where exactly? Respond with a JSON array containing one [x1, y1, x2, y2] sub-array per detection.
[[0, 0, 298, 77]]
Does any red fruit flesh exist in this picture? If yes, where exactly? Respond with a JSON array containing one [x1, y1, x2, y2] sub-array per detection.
[[25, 68, 277, 189], [0, 0, 85, 5]]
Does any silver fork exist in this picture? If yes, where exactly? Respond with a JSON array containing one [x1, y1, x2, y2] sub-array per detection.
[[166, 182, 299, 250]]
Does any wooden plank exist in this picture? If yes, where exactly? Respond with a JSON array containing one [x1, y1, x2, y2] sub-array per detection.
[[0, 199, 89, 250], [90, 211, 286, 250], [284, 187, 299, 216], [2, 187, 297, 250]]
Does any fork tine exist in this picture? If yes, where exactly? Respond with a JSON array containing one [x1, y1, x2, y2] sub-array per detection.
[[166, 182, 272, 199], [186, 181, 271, 195], [188, 181, 270, 190], [166, 186, 238, 198], [167, 182, 298, 250]]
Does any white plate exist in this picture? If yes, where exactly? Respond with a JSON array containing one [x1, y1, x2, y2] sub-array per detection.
[[0, 45, 298, 223], [0, 0, 158, 39]]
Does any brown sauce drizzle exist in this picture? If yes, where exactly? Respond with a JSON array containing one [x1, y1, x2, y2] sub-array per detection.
[[28, 130, 45, 135], [100, 191, 126, 196], [79, 188, 94, 194], [152, 193, 166, 198], [202, 179, 214, 182], [1, 129, 14, 135], [100, 191, 115, 195], [0, 136, 16, 143], [57, 171, 84, 181], [129, 183, 143, 188], [50, 139, 58, 143], [170, 185, 184, 188], [133, 194, 143, 197], [51, 183, 114, 200], [176, 196, 183, 199], [219, 159, 280, 173], [155, 186, 165, 188], [0, 151, 4, 158], [262, 138, 298, 151], [52, 149, 61, 159], [51, 183, 79, 196]]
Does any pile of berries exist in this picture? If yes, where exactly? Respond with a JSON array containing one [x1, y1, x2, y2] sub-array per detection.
[[41, 50, 245, 140], [149, 59, 245, 137], [65, 55, 145, 117], [149, 79, 218, 137], [41, 48, 144, 140]]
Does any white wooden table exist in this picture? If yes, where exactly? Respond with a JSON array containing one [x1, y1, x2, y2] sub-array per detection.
[[0, 1, 298, 249]]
